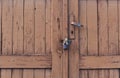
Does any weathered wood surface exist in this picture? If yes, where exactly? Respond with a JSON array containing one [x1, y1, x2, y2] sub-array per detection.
[[80, 56, 120, 69], [51, 0, 68, 78], [1, 0, 52, 78], [0, 55, 51, 68], [69, 0, 79, 78], [2, 55, 120, 69]]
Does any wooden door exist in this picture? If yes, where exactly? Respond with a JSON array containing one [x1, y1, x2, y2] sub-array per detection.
[[1, 0, 120, 78], [0, 0, 69, 78], [69, 0, 120, 78]]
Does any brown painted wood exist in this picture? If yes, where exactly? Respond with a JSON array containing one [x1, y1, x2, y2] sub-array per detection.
[[69, 0, 79, 78], [0, 55, 51, 68], [46, 0, 51, 55], [80, 56, 120, 69], [13, 0, 24, 55], [1, 0, 13, 78], [87, 0, 98, 78], [79, 0, 88, 78], [98, 0, 109, 78], [1, 0, 120, 78], [3, 55, 120, 69], [34, 69, 45, 78], [34, 0, 46, 77], [62, 0, 69, 78], [35, 0, 46, 54], [51, 0, 68, 78], [23, 0, 34, 78], [12, 0, 24, 77], [108, 1, 119, 78]]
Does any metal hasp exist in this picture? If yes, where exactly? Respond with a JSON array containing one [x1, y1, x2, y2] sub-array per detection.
[[63, 38, 72, 50], [71, 22, 82, 27]]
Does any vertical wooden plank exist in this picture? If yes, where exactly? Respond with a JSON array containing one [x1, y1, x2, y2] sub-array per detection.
[[0, 0, 1, 55], [119, 0, 120, 53], [46, 0, 51, 55], [24, 0, 34, 54], [80, 70, 88, 78], [2, 0, 12, 55], [99, 70, 109, 78], [23, 0, 34, 78], [35, 0, 45, 55], [45, 69, 51, 78], [69, 0, 79, 78], [87, 0, 98, 55], [79, 0, 87, 56], [13, 0, 23, 54], [34, 0, 45, 78], [34, 69, 45, 78], [98, 0, 109, 78], [109, 70, 119, 78], [62, 0, 68, 78], [108, 1, 119, 78], [51, 0, 68, 78], [1, 0, 12, 78], [118, 0, 120, 60], [108, 0, 118, 55], [87, 0, 98, 78], [12, 69, 23, 78], [51, 0, 62, 78], [1, 70, 11, 78], [98, 0, 108, 55], [12, 0, 23, 78], [23, 70, 34, 78], [45, 0, 52, 77], [79, 0, 88, 78]]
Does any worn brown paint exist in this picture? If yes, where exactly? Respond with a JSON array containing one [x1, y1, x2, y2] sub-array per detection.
[[0, 0, 120, 78]]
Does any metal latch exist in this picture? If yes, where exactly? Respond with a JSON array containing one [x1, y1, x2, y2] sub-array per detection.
[[63, 38, 72, 50], [71, 22, 83, 27], [63, 22, 83, 50]]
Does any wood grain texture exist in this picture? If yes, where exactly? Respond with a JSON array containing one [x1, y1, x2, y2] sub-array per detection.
[[12, 69, 23, 78], [108, 1, 119, 78], [1, 0, 13, 78], [34, 0, 46, 77], [0, 0, 1, 55], [45, 69, 51, 78], [13, 0, 23, 54], [69, 0, 79, 78], [79, 0, 87, 56], [23, 69, 33, 78], [119, 0, 120, 53], [2, 0, 13, 55], [3, 55, 120, 69], [23, 0, 34, 78], [0, 55, 51, 68], [80, 56, 120, 69], [98, 0, 109, 78], [35, 0, 45, 54], [46, 0, 51, 55], [34, 69, 45, 78], [12, 0, 24, 77], [24, 0, 34, 54], [79, 0, 88, 78], [45, 0, 52, 77], [62, 0, 68, 78], [51, 0, 68, 78], [87, 0, 98, 78]]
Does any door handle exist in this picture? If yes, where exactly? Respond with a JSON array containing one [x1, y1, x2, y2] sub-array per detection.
[[71, 22, 83, 27]]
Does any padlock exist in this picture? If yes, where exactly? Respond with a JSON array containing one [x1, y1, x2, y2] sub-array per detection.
[[63, 38, 72, 50]]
